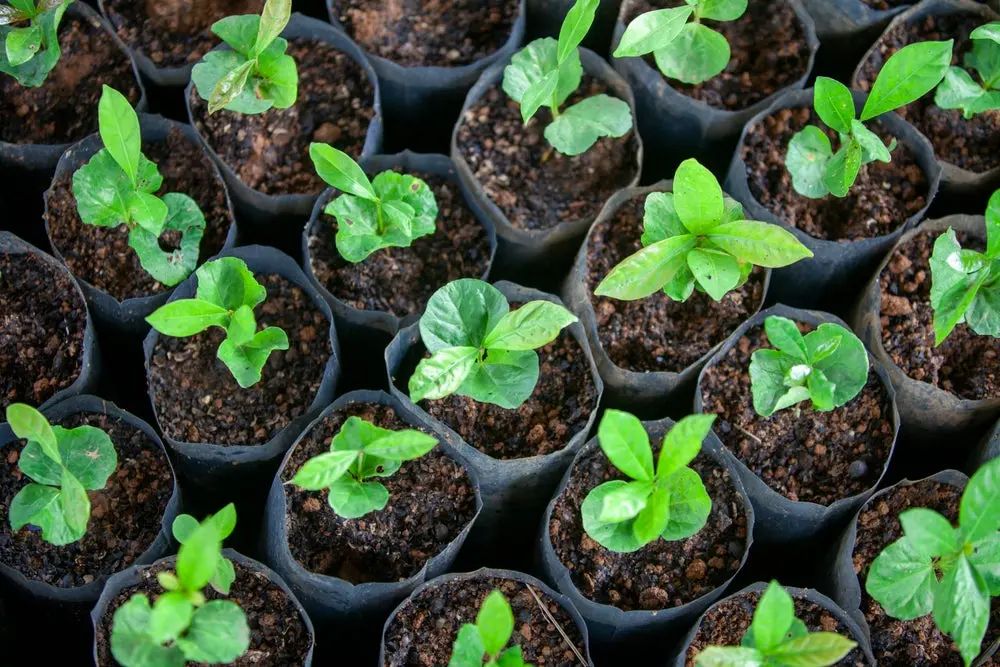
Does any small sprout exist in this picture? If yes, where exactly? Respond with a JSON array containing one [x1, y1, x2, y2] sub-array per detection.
[[502, 0, 633, 156], [786, 41, 952, 199], [191, 0, 297, 115], [449, 590, 532, 667], [309, 143, 438, 263], [72, 86, 207, 287], [408, 279, 578, 410], [145, 257, 290, 389], [594, 158, 812, 302], [110, 504, 250, 667], [866, 457, 1000, 667], [694, 580, 857, 667], [0, 0, 71, 87], [289, 416, 437, 518], [935, 22, 1000, 119], [5, 403, 117, 546], [614, 0, 747, 85], [749, 316, 869, 418]]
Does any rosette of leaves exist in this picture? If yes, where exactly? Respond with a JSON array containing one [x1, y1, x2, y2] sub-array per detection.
[[145, 257, 290, 389], [935, 22, 1000, 119], [73, 86, 207, 287], [191, 0, 296, 115], [749, 315, 869, 418], [786, 41, 953, 199], [866, 457, 1000, 667], [408, 279, 578, 409], [309, 143, 438, 263], [501, 0, 633, 156], [594, 158, 812, 302], [0, 0, 70, 87], [5, 403, 117, 546], [694, 581, 857, 667], [449, 590, 532, 667]]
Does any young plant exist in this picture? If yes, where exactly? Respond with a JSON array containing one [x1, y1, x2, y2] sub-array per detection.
[[191, 0, 296, 115], [449, 590, 532, 667], [501, 0, 632, 156], [866, 457, 1000, 667], [110, 504, 251, 667], [786, 41, 953, 199], [73, 85, 207, 287], [613, 0, 747, 85], [594, 158, 812, 302], [695, 580, 857, 667], [5, 403, 117, 546], [581, 410, 715, 553], [0, 0, 71, 87], [935, 22, 1000, 119], [289, 415, 437, 519], [145, 257, 290, 389], [308, 143, 438, 263], [408, 279, 578, 409], [749, 316, 869, 418]]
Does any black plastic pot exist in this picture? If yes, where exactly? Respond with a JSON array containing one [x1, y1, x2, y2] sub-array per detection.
[[800, 0, 909, 42], [527, 0, 623, 53], [969, 417, 1000, 472]]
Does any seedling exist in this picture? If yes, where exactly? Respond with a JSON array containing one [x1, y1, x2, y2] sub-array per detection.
[[191, 0, 297, 115], [408, 279, 578, 409], [73, 86, 207, 287], [866, 457, 1000, 667], [110, 504, 250, 667], [289, 416, 437, 519], [594, 158, 812, 302], [935, 22, 1000, 118], [614, 0, 747, 85], [749, 316, 869, 418], [449, 590, 532, 667], [695, 581, 857, 667], [502, 0, 632, 156], [5, 403, 117, 546], [308, 144, 438, 263], [581, 410, 714, 553], [786, 41, 952, 199], [145, 257, 290, 389], [0, 0, 71, 87]]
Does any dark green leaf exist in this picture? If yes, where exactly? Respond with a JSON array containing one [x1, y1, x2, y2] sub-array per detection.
[[420, 279, 509, 351], [861, 40, 954, 121], [457, 348, 539, 409]]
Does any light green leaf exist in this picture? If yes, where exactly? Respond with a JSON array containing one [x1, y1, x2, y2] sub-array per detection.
[[750, 349, 803, 417], [933, 553, 990, 667], [972, 22, 1000, 46], [195, 257, 265, 311], [851, 119, 892, 164], [175, 600, 250, 664], [147, 592, 194, 645], [861, 40, 954, 121], [653, 23, 730, 85], [502, 38, 581, 111], [171, 514, 199, 544], [557, 0, 598, 64], [581, 481, 646, 552], [409, 346, 479, 403], [632, 485, 670, 545], [749, 581, 795, 652], [707, 221, 812, 268], [807, 369, 836, 411], [641, 191, 688, 244], [866, 537, 936, 620], [544, 94, 633, 156], [177, 520, 222, 592], [98, 85, 141, 185], [807, 323, 869, 408], [764, 315, 807, 361], [694, 646, 764, 667], [960, 457, 1000, 544], [594, 234, 697, 300], [56, 425, 117, 490], [363, 428, 437, 461], [673, 158, 724, 234], [477, 590, 515, 657], [211, 556, 236, 595], [786, 125, 834, 199], [146, 299, 229, 337], [309, 143, 376, 200], [217, 326, 289, 388], [327, 476, 390, 518], [6, 25, 41, 66], [59, 468, 89, 539], [598, 479, 654, 523], [110, 595, 186, 667], [8, 484, 59, 531], [988, 190, 1000, 259], [520, 69, 559, 123], [208, 503, 237, 542], [768, 632, 858, 666], [128, 193, 206, 287], [935, 66, 997, 120], [969, 532, 1000, 596], [813, 77, 855, 134], [657, 413, 714, 478], [597, 409, 654, 481], [457, 348, 539, 409], [449, 624, 486, 667], [660, 466, 711, 540], [483, 300, 577, 351], [823, 139, 863, 198], [255, 45, 297, 109], [253, 0, 290, 57], [687, 247, 741, 301], [208, 58, 255, 115], [16, 441, 62, 486], [126, 191, 168, 236], [899, 508, 958, 559], [698, 0, 747, 21], [420, 279, 509, 351], [210, 15, 259, 55], [6, 403, 59, 462], [289, 450, 357, 491], [613, 6, 694, 58]]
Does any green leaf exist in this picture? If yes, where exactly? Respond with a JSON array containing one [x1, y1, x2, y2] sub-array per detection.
[[657, 414, 714, 478], [420, 279, 509, 351], [483, 300, 577, 351], [807, 369, 836, 411], [749, 581, 795, 652], [707, 221, 812, 268], [813, 77, 855, 134], [59, 468, 89, 539], [146, 299, 229, 337], [253, 0, 290, 57], [641, 192, 688, 245], [960, 457, 1000, 544], [457, 348, 539, 409], [290, 450, 357, 491], [195, 257, 265, 311], [694, 647, 764, 667], [594, 234, 698, 300], [0, 0, 67, 87], [172, 515, 199, 544], [329, 195, 384, 263], [823, 139, 863, 198], [687, 247, 741, 301], [363, 429, 437, 462], [598, 479, 654, 523], [557, 0, 598, 64], [807, 323, 869, 408], [208, 503, 237, 541], [127, 193, 205, 287], [664, 259, 697, 302], [900, 507, 958, 559], [632, 484, 670, 545], [8, 484, 59, 531], [327, 476, 390, 518], [660, 466, 711, 540], [177, 521, 222, 592], [72, 150, 134, 229], [969, 532, 1000, 596], [503, 38, 581, 112], [861, 40, 954, 121], [211, 15, 259, 56], [495, 645, 528, 667], [581, 481, 646, 552], [972, 22, 1000, 46], [934, 66, 997, 120], [653, 23, 730, 85], [750, 349, 804, 417], [111, 595, 186, 667], [98, 85, 141, 185], [545, 94, 633, 156], [768, 632, 858, 666], [226, 305, 256, 347], [208, 58, 255, 115], [698, 0, 748, 21], [217, 326, 289, 388], [147, 592, 194, 645], [866, 537, 936, 620], [309, 143, 376, 200], [765, 316, 807, 362], [597, 409, 654, 481], [986, 190, 1000, 259], [175, 600, 250, 664], [613, 6, 694, 58], [933, 553, 990, 667], [786, 126, 834, 199], [929, 228, 986, 344], [851, 119, 893, 165], [210, 556, 236, 595], [255, 45, 297, 109], [449, 624, 486, 667], [519, 69, 559, 123], [6, 403, 58, 462], [477, 590, 515, 657], [673, 158, 724, 234], [17, 441, 62, 486], [56, 424, 117, 490], [126, 191, 168, 236], [6, 25, 41, 66], [409, 346, 479, 403]]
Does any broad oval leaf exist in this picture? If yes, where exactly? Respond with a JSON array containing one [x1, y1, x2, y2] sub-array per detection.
[[866, 537, 936, 620], [146, 299, 229, 337], [750, 581, 796, 652], [899, 508, 958, 559], [764, 315, 808, 362], [502, 37, 582, 111], [476, 590, 515, 657], [707, 221, 812, 268], [290, 450, 358, 491], [807, 323, 869, 408], [457, 348, 539, 409], [195, 257, 265, 311], [657, 414, 714, 478], [768, 632, 858, 666], [786, 125, 834, 199], [659, 466, 711, 541], [147, 592, 194, 645], [420, 279, 509, 351], [409, 346, 479, 403], [482, 300, 578, 351], [860, 40, 954, 121], [364, 429, 438, 461], [613, 6, 694, 58], [632, 485, 670, 545], [16, 441, 62, 486], [598, 479, 654, 523], [6, 24, 42, 66], [960, 457, 1000, 544], [110, 595, 186, 667], [544, 94, 633, 156], [694, 646, 764, 667], [687, 247, 741, 301], [653, 23, 730, 85], [823, 139, 863, 198], [449, 624, 486, 667], [328, 477, 390, 518], [698, 0, 748, 21], [673, 158, 724, 234], [6, 403, 59, 462], [8, 483, 59, 531], [932, 553, 990, 667], [175, 600, 250, 664], [597, 409, 654, 481], [57, 424, 117, 490], [98, 85, 141, 185], [813, 76, 856, 134], [581, 481, 646, 553]]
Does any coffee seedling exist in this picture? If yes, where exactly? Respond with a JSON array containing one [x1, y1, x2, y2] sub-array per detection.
[[0, 0, 70, 87], [449, 590, 532, 667], [936, 22, 1000, 118]]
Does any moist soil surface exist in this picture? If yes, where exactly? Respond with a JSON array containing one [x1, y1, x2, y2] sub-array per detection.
[[103, 0, 266, 69], [455, 79, 639, 232], [856, 12, 1000, 174], [0, 252, 86, 412], [620, 0, 812, 111], [45, 128, 233, 301], [743, 105, 929, 240], [95, 558, 313, 666], [585, 192, 766, 373], [330, 0, 520, 67], [0, 12, 140, 145], [0, 410, 173, 587], [549, 441, 748, 611], [879, 227, 1000, 399], [282, 401, 477, 583], [382, 575, 585, 666], [148, 273, 330, 446], [190, 38, 376, 196], [308, 173, 491, 317], [700, 321, 895, 505]]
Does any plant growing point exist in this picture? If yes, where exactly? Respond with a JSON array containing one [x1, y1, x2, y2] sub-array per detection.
[[935, 22, 1000, 119], [449, 589, 532, 667]]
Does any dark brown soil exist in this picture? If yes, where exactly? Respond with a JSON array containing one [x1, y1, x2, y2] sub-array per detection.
[[0, 12, 140, 145], [879, 227, 1000, 399], [0, 252, 86, 413], [699, 321, 895, 505], [584, 192, 766, 373], [620, 0, 812, 111], [330, 0, 520, 67], [743, 105, 929, 241], [281, 400, 477, 583], [148, 273, 330, 446], [95, 558, 313, 667], [0, 410, 173, 587], [382, 575, 586, 667], [103, 0, 266, 69], [45, 128, 233, 301], [308, 173, 491, 317], [455, 79, 640, 232], [190, 38, 376, 196]]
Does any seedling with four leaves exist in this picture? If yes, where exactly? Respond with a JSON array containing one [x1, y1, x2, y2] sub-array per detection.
[[449, 589, 532, 667], [935, 22, 1000, 118], [0, 0, 71, 87]]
